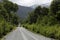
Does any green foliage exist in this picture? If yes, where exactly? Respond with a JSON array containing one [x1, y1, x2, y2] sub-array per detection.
[[34, 6, 49, 16], [42, 7, 49, 15], [27, 6, 49, 24], [50, 0, 60, 21], [34, 6, 42, 15], [24, 24, 60, 40], [11, 14, 19, 25], [50, 0, 60, 14], [0, 20, 16, 38], [0, 0, 19, 39], [3, 1, 18, 13], [28, 12, 38, 24], [23, 0, 60, 40]]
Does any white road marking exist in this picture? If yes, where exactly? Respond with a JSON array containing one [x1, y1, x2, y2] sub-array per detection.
[[19, 27, 28, 40], [2, 27, 55, 40], [21, 27, 38, 40]]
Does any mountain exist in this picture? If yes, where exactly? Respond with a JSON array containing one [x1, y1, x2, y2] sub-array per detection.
[[0, 0, 33, 20], [0, 0, 2, 2], [17, 5, 33, 19], [17, 3, 50, 20], [31, 3, 50, 8], [30, 5, 39, 9], [40, 3, 50, 8]]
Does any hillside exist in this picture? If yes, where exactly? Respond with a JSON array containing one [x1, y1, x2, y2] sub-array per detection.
[[17, 5, 33, 19], [17, 4, 49, 20]]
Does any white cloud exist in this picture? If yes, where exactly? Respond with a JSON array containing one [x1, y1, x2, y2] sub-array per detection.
[[9, 0, 53, 7], [35, 0, 52, 4], [19, 0, 35, 6]]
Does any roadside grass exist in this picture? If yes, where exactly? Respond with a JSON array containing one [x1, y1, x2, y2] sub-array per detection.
[[23, 24, 60, 40]]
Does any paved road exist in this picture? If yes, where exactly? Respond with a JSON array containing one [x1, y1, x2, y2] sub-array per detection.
[[2, 27, 55, 40]]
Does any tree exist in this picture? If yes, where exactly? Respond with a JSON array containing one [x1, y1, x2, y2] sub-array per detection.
[[27, 6, 49, 24], [50, 0, 60, 16], [50, 0, 60, 21], [42, 7, 49, 16], [0, 0, 19, 25], [2, 1, 19, 24], [12, 15, 19, 25], [0, 0, 19, 38], [34, 6, 42, 16], [28, 6, 42, 24], [3, 1, 18, 13], [0, 3, 9, 20], [27, 12, 38, 24]]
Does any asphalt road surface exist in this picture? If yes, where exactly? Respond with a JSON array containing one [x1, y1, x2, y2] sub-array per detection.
[[2, 27, 55, 40]]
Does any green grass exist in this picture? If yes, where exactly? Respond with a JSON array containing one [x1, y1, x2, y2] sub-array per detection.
[[23, 24, 60, 40]]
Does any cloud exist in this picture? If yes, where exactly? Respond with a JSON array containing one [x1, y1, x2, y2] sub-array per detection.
[[35, 0, 52, 4], [19, 0, 35, 6], [9, 0, 52, 7]]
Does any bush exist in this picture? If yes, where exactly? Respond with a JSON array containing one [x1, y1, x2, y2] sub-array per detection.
[[0, 17, 16, 39], [23, 24, 60, 40]]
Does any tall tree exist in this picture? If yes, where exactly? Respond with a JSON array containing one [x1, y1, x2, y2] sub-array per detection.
[[50, 0, 60, 21], [42, 7, 49, 16], [3, 1, 18, 13]]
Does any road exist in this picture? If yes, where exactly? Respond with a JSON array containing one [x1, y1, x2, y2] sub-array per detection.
[[2, 27, 55, 40]]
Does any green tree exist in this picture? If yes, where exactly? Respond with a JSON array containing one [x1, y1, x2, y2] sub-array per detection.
[[28, 12, 38, 24], [34, 6, 42, 16], [42, 7, 49, 16], [12, 15, 19, 25], [27, 6, 42, 24], [27, 6, 49, 24], [2, 0, 19, 24], [0, 0, 19, 39], [50, 0, 60, 22], [3, 1, 18, 13], [0, 3, 9, 20]]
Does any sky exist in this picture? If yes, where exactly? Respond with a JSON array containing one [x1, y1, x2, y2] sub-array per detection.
[[9, 0, 53, 7]]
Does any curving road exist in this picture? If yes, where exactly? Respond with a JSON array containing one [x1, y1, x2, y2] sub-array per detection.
[[2, 27, 55, 40]]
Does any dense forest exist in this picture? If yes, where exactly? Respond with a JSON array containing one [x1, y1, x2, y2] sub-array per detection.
[[0, 0, 19, 39], [23, 0, 60, 40]]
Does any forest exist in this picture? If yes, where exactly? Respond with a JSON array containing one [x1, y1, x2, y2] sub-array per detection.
[[23, 0, 60, 40], [0, 0, 19, 39]]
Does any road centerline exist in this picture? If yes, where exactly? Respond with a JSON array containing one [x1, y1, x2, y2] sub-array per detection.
[[19, 27, 28, 40], [21, 27, 38, 40]]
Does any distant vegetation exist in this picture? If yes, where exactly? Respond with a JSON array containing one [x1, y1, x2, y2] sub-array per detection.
[[22, 0, 60, 40], [0, 0, 19, 39]]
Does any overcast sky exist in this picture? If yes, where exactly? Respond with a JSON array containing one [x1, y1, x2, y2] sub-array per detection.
[[9, 0, 53, 7]]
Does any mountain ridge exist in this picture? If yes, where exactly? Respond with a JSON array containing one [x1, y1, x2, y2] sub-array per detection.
[[17, 5, 33, 19], [16, 3, 50, 20], [30, 3, 50, 8]]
